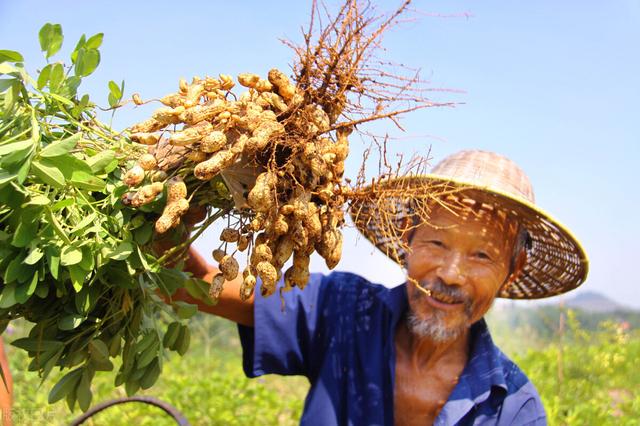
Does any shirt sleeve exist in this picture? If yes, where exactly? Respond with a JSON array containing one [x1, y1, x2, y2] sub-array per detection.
[[237, 272, 327, 379]]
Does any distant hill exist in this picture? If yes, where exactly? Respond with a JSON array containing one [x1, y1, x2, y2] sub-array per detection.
[[487, 291, 640, 341], [564, 291, 634, 313]]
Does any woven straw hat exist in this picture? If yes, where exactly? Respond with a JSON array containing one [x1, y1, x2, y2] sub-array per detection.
[[350, 150, 589, 299]]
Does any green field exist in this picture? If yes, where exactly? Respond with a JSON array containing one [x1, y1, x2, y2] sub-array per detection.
[[5, 306, 640, 425]]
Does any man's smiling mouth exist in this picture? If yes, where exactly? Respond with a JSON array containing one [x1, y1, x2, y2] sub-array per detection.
[[429, 291, 462, 305], [409, 278, 466, 306]]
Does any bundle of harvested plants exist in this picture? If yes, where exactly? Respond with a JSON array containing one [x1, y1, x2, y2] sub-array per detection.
[[0, 0, 455, 412]]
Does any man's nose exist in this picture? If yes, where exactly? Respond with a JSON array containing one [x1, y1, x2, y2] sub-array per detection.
[[437, 251, 465, 286]]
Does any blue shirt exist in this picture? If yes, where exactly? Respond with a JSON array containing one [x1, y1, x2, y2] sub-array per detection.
[[238, 271, 547, 425]]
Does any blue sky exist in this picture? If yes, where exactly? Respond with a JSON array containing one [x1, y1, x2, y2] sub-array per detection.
[[1, 1, 638, 308]]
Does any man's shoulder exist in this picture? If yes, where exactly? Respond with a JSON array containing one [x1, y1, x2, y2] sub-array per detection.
[[319, 270, 388, 290], [311, 271, 403, 320], [318, 271, 398, 302], [488, 340, 538, 397], [496, 348, 533, 391]]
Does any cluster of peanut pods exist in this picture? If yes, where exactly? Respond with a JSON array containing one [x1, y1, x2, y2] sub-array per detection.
[[122, 69, 349, 298]]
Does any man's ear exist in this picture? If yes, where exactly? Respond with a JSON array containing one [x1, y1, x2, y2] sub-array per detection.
[[500, 247, 527, 292]]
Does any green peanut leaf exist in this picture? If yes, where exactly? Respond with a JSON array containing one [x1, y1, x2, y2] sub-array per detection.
[[70, 34, 87, 64], [108, 334, 122, 357], [175, 301, 198, 319], [40, 133, 81, 157], [108, 80, 123, 108], [49, 63, 64, 90], [46, 250, 60, 279], [0, 63, 19, 75], [91, 357, 114, 372], [45, 152, 92, 179], [124, 378, 139, 397], [32, 160, 65, 188], [48, 368, 82, 404], [0, 78, 15, 91], [24, 247, 44, 265], [107, 242, 133, 261], [0, 139, 34, 157], [51, 198, 74, 212], [0, 284, 17, 309], [140, 359, 161, 390], [74, 284, 99, 314], [60, 246, 82, 266], [0, 169, 16, 185], [41, 348, 63, 383], [15, 271, 38, 301], [3, 256, 29, 284], [108, 80, 121, 97], [175, 325, 190, 356], [11, 220, 39, 248], [70, 170, 105, 191], [0, 50, 24, 63], [11, 338, 63, 352], [183, 277, 215, 306], [68, 264, 87, 291], [70, 213, 96, 234], [136, 344, 158, 369], [0, 143, 34, 169], [58, 313, 85, 331], [89, 340, 110, 363], [74, 47, 100, 77], [66, 386, 76, 412], [134, 222, 153, 245], [37, 64, 51, 89], [77, 371, 93, 412], [135, 333, 156, 355], [85, 33, 103, 49], [62, 75, 81, 98], [24, 194, 50, 206], [86, 150, 116, 173], [77, 246, 95, 271], [39, 23, 64, 58], [34, 280, 48, 298], [162, 322, 181, 349]]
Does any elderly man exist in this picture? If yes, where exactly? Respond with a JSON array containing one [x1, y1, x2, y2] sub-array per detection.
[[172, 150, 589, 425]]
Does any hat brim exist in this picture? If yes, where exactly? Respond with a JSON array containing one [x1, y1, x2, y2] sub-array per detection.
[[349, 174, 589, 299]]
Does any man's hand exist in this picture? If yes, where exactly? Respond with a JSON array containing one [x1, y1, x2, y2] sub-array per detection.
[[153, 205, 255, 327]]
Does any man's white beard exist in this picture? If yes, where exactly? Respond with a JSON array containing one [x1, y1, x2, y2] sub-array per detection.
[[406, 310, 465, 343]]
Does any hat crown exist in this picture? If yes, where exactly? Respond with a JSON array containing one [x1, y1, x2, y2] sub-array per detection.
[[431, 150, 535, 203]]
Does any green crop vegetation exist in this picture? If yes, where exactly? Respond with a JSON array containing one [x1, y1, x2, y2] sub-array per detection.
[[488, 309, 640, 425], [5, 315, 307, 425], [5, 308, 639, 425]]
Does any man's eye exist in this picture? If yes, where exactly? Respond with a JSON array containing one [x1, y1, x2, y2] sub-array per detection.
[[474, 251, 491, 260]]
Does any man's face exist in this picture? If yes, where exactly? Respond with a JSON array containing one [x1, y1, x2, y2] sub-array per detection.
[[403, 204, 517, 342]]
